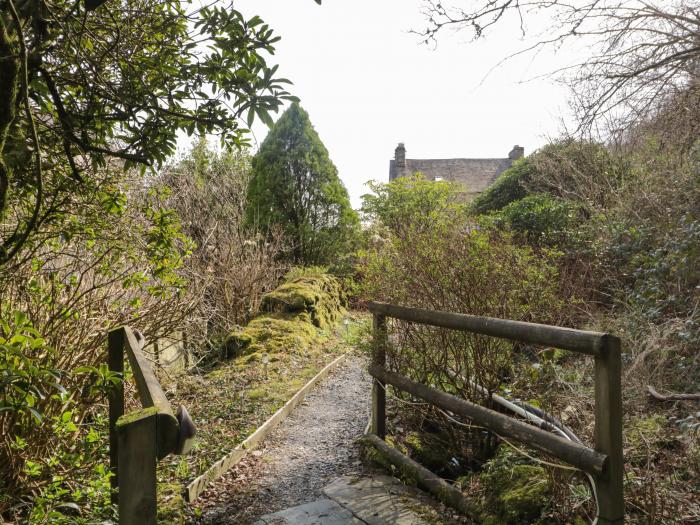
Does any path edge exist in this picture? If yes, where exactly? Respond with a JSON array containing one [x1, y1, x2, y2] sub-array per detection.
[[184, 353, 348, 503]]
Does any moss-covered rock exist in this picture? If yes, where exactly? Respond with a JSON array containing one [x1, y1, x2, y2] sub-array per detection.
[[224, 271, 345, 360], [224, 271, 346, 358], [476, 445, 552, 524], [224, 312, 319, 357], [262, 273, 346, 330]]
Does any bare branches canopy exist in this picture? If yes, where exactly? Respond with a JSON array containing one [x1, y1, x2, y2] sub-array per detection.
[[418, 0, 700, 136]]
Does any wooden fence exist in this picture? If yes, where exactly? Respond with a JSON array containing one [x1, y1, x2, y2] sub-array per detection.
[[367, 301, 624, 525], [108, 326, 195, 525]]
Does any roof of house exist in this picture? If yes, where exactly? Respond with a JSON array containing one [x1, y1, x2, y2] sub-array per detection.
[[389, 143, 524, 195]]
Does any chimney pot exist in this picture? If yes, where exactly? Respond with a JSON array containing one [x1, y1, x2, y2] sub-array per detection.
[[395, 143, 406, 167], [509, 145, 525, 160]]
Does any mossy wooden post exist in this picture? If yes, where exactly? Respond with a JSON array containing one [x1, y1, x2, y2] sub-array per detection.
[[107, 328, 125, 505], [117, 408, 158, 525], [594, 335, 624, 524], [371, 313, 387, 439]]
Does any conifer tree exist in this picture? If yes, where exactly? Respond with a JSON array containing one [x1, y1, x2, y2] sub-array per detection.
[[246, 103, 359, 266]]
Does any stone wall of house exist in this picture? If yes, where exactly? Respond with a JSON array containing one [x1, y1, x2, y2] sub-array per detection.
[[389, 143, 524, 197]]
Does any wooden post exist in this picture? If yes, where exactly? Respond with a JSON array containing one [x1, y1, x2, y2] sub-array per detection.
[[117, 408, 158, 525], [371, 314, 387, 439], [107, 328, 125, 504], [594, 335, 624, 524]]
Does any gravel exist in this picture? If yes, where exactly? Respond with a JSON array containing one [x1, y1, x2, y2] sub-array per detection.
[[191, 355, 372, 524]]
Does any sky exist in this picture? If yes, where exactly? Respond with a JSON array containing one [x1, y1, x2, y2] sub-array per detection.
[[194, 1, 583, 207]]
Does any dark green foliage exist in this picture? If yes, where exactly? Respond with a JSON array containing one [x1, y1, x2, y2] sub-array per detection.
[[608, 216, 700, 325], [246, 103, 359, 265], [471, 159, 534, 214], [492, 193, 578, 246], [0, 312, 62, 429]]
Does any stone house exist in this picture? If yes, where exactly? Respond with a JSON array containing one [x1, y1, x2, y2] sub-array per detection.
[[389, 143, 524, 198]]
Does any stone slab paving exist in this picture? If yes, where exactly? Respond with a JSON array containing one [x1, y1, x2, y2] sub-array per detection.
[[254, 475, 438, 525], [254, 498, 363, 525]]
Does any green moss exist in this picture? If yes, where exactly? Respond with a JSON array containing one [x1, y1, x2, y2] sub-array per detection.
[[157, 482, 185, 524], [262, 273, 346, 330], [247, 388, 266, 400], [115, 406, 158, 428], [476, 445, 552, 524], [225, 312, 319, 357], [626, 414, 672, 466], [224, 271, 346, 359]]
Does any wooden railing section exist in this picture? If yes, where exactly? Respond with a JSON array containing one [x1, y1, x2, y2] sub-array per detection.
[[367, 302, 624, 525], [107, 327, 195, 525]]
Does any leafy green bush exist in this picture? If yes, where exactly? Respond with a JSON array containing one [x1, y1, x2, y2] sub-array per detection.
[[0, 312, 63, 428], [471, 159, 534, 214], [473, 140, 626, 217], [0, 313, 119, 523], [492, 193, 578, 246], [360, 178, 563, 395], [362, 174, 467, 235], [0, 167, 192, 519], [527, 140, 627, 213]]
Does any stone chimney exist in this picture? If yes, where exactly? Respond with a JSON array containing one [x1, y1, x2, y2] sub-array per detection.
[[509, 145, 525, 160], [395, 142, 406, 168]]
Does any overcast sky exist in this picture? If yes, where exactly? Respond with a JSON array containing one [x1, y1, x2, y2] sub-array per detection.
[[203, 1, 582, 207]]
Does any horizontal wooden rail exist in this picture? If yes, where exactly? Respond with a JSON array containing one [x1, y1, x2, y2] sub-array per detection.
[[362, 433, 475, 516], [368, 301, 609, 356], [368, 305, 623, 524], [369, 364, 608, 476], [121, 327, 178, 459]]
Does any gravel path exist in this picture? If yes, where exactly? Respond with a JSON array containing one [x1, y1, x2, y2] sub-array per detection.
[[192, 355, 372, 524]]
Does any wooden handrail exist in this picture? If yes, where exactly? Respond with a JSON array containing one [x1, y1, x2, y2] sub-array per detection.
[[368, 303, 624, 525], [107, 326, 193, 525], [120, 327, 179, 459], [368, 301, 610, 356], [369, 364, 608, 476]]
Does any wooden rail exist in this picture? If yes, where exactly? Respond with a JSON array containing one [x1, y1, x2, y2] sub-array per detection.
[[367, 301, 624, 525], [108, 327, 195, 525]]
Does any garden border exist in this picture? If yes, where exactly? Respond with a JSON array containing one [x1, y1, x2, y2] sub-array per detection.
[[184, 353, 348, 502]]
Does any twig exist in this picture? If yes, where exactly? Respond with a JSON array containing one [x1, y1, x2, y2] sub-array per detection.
[[647, 385, 700, 401]]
